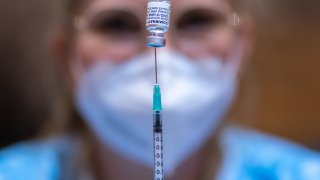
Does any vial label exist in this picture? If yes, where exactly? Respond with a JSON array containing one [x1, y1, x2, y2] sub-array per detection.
[[146, 1, 170, 31]]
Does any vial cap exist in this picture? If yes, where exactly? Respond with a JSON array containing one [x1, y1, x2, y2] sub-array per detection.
[[147, 36, 166, 48]]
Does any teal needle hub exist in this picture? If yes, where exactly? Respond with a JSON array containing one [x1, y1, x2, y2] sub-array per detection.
[[153, 84, 162, 111]]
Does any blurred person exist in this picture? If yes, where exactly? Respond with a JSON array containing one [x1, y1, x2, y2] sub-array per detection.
[[1, 0, 320, 180]]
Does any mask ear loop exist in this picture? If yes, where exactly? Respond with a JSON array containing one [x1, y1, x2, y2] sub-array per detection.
[[66, 17, 87, 89], [228, 12, 241, 27], [69, 13, 98, 89], [68, 56, 86, 90], [224, 12, 245, 79]]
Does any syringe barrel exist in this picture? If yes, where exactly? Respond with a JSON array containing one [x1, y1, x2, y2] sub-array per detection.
[[153, 111, 164, 180]]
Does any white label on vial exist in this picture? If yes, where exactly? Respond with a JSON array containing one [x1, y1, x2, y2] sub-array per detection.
[[147, 2, 170, 27]]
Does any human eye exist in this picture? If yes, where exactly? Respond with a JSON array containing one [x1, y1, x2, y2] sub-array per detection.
[[176, 9, 223, 35], [89, 10, 143, 39]]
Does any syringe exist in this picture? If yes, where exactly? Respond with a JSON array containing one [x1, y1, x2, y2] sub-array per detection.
[[146, 1, 171, 179], [153, 83, 163, 180]]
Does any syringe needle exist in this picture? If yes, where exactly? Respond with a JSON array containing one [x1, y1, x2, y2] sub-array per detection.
[[154, 47, 158, 84]]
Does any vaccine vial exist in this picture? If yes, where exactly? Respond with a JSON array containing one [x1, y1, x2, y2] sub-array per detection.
[[146, 0, 171, 47]]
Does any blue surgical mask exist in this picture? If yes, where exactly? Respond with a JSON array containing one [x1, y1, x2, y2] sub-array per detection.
[[75, 51, 238, 175]]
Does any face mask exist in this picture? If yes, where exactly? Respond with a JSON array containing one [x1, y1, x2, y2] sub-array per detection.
[[75, 51, 238, 175]]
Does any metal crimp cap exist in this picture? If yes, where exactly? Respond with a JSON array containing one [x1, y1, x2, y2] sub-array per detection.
[[146, 32, 166, 48]]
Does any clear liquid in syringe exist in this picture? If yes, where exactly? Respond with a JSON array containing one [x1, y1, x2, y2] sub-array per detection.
[[153, 111, 164, 180]]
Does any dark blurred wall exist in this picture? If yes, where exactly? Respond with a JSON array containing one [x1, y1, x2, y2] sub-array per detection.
[[233, 1, 320, 149], [0, 0, 66, 147]]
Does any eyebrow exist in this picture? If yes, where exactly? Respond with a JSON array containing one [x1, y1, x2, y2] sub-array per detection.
[[82, 0, 147, 19]]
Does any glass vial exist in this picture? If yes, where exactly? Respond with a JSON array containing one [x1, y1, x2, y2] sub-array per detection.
[[146, 0, 171, 47]]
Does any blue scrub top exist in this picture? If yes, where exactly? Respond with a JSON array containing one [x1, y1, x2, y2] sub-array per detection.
[[1, 126, 320, 180], [218, 126, 320, 180]]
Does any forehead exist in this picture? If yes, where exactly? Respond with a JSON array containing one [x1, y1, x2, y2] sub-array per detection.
[[85, 0, 232, 9], [131, 0, 231, 5], [83, 0, 232, 16]]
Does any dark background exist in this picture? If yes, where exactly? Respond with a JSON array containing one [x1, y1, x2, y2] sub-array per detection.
[[0, 0, 320, 149], [0, 0, 66, 147], [233, 0, 320, 149]]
